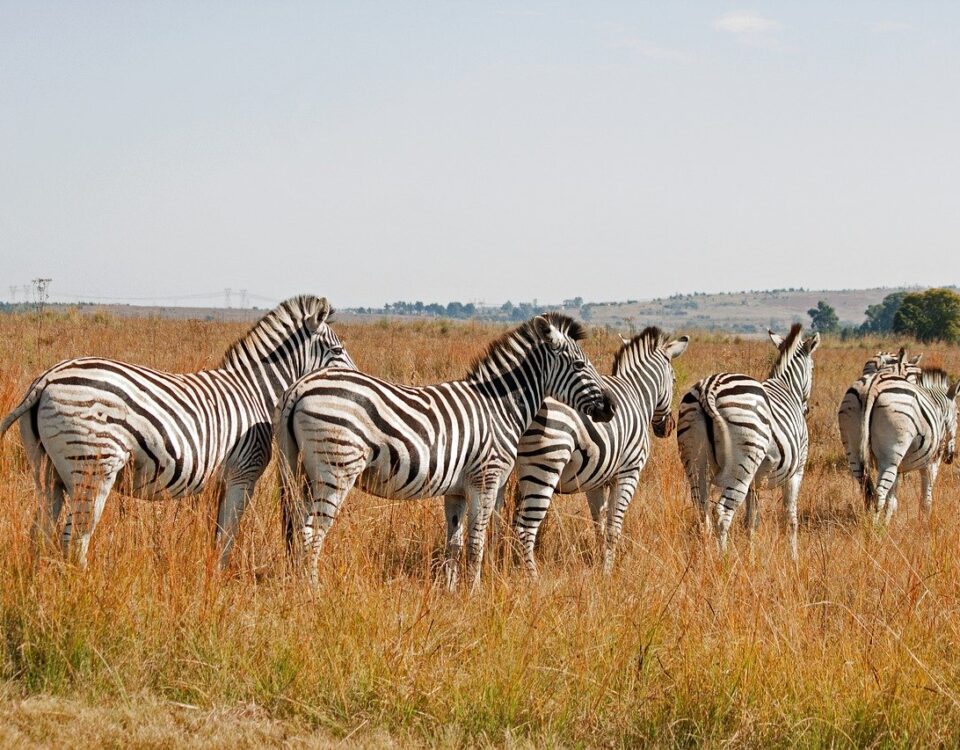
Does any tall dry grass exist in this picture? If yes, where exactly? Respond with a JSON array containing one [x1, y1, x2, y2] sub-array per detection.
[[1, 309, 959, 747]]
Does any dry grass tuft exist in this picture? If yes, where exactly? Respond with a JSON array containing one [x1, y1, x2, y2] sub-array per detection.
[[1, 312, 959, 747]]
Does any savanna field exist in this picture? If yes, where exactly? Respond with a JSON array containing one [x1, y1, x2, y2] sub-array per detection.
[[1, 310, 960, 748]]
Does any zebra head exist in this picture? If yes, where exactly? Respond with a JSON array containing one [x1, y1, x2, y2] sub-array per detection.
[[532, 314, 615, 423], [768, 325, 821, 415], [613, 327, 689, 437], [301, 297, 356, 372]]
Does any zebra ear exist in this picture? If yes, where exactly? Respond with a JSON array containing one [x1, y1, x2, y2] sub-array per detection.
[[306, 297, 331, 333], [618, 334, 630, 346], [910, 354, 923, 365], [948, 380, 960, 401], [768, 330, 784, 347], [533, 316, 565, 349], [806, 333, 821, 353], [664, 336, 689, 359]]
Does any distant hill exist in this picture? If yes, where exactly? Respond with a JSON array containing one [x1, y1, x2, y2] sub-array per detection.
[[579, 287, 924, 334]]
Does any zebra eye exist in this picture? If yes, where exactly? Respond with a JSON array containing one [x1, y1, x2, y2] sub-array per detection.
[[572, 360, 586, 371], [331, 346, 343, 355]]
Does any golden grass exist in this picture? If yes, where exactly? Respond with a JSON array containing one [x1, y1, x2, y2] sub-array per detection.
[[1, 310, 960, 748]]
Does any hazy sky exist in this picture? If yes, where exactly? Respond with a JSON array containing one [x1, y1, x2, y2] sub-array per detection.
[[2, 2, 958, 308]]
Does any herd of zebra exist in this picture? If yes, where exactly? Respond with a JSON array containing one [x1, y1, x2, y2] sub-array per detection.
[[0, 295, 957, 588]]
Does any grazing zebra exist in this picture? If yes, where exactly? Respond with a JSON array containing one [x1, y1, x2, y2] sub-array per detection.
[[508, 327, 689, 577], [275, 313, 615, 589], [0, 295, 354, 567], [838, 349, 922, 506], [858, 365, 958, 522], [676, 324, 820, 558]]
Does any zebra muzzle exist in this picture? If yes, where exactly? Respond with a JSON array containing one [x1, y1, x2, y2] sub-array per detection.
[[586, 392, 616, 423]]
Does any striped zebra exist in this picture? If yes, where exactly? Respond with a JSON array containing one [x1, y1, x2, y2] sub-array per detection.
[[0, 295, 354, 567], [858, 366, 958, 522], [274, 313, 615, 589], [676, 324, 820, 558], [507, 327, 689, 577], [838, 349, 922, 507]]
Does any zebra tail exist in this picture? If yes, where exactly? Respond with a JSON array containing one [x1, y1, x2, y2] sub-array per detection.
[[0, 375, 47, 439], [858, 375, 880, 476], [701, 385, 734, 483]]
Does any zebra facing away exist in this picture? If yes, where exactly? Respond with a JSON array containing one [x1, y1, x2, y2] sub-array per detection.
[[0, 295, 354, 568], [506, 327, 689, 577], [837, 349, 922, 506], [858, 366, 958, 523], [676, 324, 820, 559], [275, 313, 616, 590]]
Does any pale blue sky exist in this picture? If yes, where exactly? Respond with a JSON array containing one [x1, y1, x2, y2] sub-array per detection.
[[1, 2, 958, 308]]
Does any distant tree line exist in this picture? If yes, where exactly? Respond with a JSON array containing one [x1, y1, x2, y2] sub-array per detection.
[[808, 288, 960, 343]]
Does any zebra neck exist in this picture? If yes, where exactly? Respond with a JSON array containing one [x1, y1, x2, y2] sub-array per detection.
[[616, 364, 662, 421], [766, 359, 807, 407], [220, 342, 292, 411], [468, 359, 547, 438]]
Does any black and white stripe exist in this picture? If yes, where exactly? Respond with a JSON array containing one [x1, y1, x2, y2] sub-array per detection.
[[0, 295, 354, 566], [676, 324, 820, 558], [837, 349, 922, 506], [274, 314, 615, 589], [859, 366, 958, 522], [508, 327, 689, 577]]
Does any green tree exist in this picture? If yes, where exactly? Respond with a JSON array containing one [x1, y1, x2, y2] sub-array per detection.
[[807, 300, 839, 334], [860, 292, 907, 334], [893, 288, 960, 343]]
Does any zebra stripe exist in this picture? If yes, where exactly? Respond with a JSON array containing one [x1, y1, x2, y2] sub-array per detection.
[[676, 324, 820, 558], [0, 295, 354, 567], [837, 349, 922, 505], [509, 327, 689, 577], [859, 366, 958, 522], [274, 313, 615, 589]]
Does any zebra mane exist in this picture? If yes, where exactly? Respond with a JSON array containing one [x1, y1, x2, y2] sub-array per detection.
[[920, 367, 951, 392], [612, 327, 667, 376], [467, 313, 586, 378], [769, 323, 805, 380], [219, 295, 330, 367]]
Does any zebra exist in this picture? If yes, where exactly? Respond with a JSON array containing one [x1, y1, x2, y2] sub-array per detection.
[[676, 324, 820, 558], [507, 327, 689, 577], [837, 349, 922, 507], [274, 313, 616, 589], [858, 365, 958, 523], [0, 295, 354, 567]]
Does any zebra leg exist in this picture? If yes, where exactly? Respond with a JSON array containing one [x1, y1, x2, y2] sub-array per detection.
[[61, 467, 121, 568], [679, 431, 712, 534], [601, 472, 640, 575], [443, 494, 467, 591], [921, 463, 938, 518], [883, 475, 900, 525], [514, 464, 565, 579], [586, 485, 609, 560], [743, 486, 760, 538], [215, 481, 255, 569], [301, 466, 359, 586], [873, 462, 900, 525], [465, 487, 498, 591], [782, 472, 803, 562], [714, 482, 750, 554], [27, 454, 66, 557]]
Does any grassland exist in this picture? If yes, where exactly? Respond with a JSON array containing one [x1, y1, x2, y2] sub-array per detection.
[[1, 309, 959, 748]]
